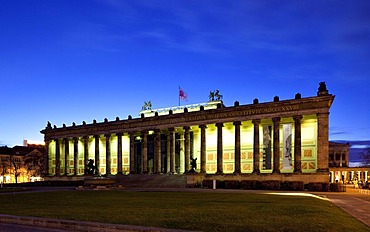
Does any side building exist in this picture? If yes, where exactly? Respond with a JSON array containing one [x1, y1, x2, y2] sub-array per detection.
[[0, 145, 45, 184], [329, 141, 369, 184], [41, 83, 334, 186]]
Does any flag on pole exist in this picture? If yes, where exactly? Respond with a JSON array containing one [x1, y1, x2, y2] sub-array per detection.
[[179, 87, 187, 100]]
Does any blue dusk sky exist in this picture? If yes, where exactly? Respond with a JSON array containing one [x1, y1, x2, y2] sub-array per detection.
[[1, 0, 369, 146]]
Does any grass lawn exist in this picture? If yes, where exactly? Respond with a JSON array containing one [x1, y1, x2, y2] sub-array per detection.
[[0, 190, 368, 231]]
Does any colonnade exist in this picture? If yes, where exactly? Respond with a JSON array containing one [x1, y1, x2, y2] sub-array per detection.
[[46, 114, 320, 177], [330, 170, 369, 183]]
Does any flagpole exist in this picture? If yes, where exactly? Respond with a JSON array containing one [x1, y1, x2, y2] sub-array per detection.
[[178, 86, 180, 106]]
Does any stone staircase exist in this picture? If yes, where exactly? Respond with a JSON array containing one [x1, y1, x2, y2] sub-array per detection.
[[114, 174, 187, 189]]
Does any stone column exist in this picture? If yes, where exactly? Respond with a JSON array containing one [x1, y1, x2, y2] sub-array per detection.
[[105, 134, 111, 175], [117, 133, 123, 175], [184, 126, 191, 173], [317, 113, 329, 172], [154, 130, 161, 174], [169, 128, 176, 173], [233, 121, 241, 174], [94, 135, 100, 174], [339, 152, 343, 167], [129, 133, 135, 174], [166, 133, 171, 173], [272, 117, 280, 174], [55, 139, 60, 177], [73, 137, 79, 175], [44, 140, 50, 176], [83, 136, 89, 175], [141, 131, 148, 173], [216, 123, 224, 175], [179, 133, 185, 173], [199, 125, 207, 173], [64, 138, 69, 176], [293, 115, 302, 174], [358, 171, 361, 181], [252, 119, 260, 174]]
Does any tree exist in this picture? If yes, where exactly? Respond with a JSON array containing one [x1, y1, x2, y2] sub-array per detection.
[[24, 150, 47, 178], [0, 157, 9, 187], [360, 147, 370, 167], [11, 155, 21, 184]]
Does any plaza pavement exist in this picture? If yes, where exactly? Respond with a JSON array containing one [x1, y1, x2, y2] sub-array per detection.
[[0, 187, 369, 231]]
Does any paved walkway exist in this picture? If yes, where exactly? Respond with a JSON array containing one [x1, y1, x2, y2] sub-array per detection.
[[320, 188, 370, 227]]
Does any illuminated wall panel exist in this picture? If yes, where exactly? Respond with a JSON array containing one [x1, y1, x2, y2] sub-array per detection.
[[88, 137, 94, 160], [205, 124, 217, 173], [223, 123, 235, 173], [111, 136, 118, 174], [241, 122, 253, 173], [301, 116, 317, 173], [99, 136, 106, 174], [77, 139, 84, 175], [49, 141, 56, 175], [190, 126, 200, 171], [123, 135, 130, 173]]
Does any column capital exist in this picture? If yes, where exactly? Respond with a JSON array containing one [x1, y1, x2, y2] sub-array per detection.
[[233, 121, 241, 126], [73, 137, 79, 142], [293, 115, 303, 121], [272, 117, 281, 123], [199, 124, 207, 129], [105, 133, 111, 138], [94, 134, 100, 139], [116, 132, 123, 136], [183, 126, 190, 131], [168, 127, 175, 132], [252, 119, 261, 125], [83, 135, 89, 139], [216, 122, 224, 128]]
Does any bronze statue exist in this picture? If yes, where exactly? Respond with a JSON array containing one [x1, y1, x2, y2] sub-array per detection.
[[142, 101, 152, 110], [214, 90, 223, 101], [86, 159, 97, 175], [209, 90, 223, 101], [190, 156, 197, 171], [209, 91, 215, 101]]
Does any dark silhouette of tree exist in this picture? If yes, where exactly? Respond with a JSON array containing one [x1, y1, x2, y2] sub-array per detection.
[[11, 155, 21, 184], [360, 147, 370, 167], [0, 157, 9, 186], [24, 150, 47, 178]]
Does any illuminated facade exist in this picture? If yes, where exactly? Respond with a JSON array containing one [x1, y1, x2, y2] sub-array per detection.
[[0, 145, 44, 184], [328, 142, 369, 184], [41, 83, 335, 185]]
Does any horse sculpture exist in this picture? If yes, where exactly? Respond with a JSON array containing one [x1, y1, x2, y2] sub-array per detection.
[[142, 101, 152, 110], [209, 90, 223, 101]]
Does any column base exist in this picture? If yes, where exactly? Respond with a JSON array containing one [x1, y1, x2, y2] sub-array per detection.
[[272, 170, 280, 174], [252, 170, 260, 174], [215, 171, 224, 175], [293, 170, 302, 174]]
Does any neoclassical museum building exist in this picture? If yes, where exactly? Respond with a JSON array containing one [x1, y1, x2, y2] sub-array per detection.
[[41, 83, 335, 186]]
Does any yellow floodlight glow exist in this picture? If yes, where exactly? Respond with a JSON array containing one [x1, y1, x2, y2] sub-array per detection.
[[265, 192, 328, 201]]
